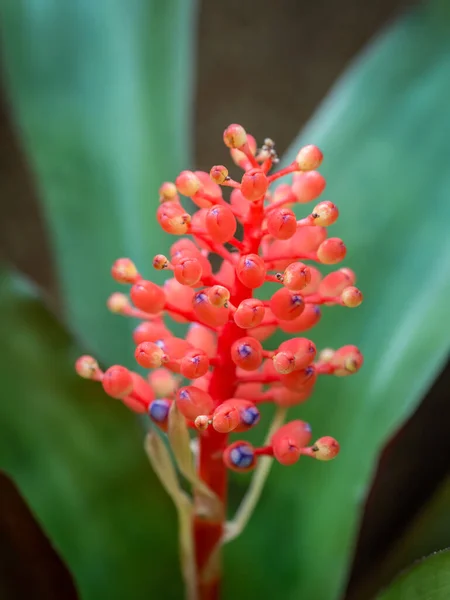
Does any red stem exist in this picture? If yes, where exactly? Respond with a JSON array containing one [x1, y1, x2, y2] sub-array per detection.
[[193, 220, 260, 599]]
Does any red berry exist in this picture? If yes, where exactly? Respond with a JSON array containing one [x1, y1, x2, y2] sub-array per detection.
[[223, 441, 256, 472], [270, 288, 305, 321], [175, 170, 202, 196], [279, 366, 317, 391], [75, 355, 99, 379], [135, 342, 165, 369], [330, 345, 363, 376], [282, 262, 311, 291], [273, 338, 316, 374], [210, 165, 229, 184], [292, 171, 326, 203], [341, 286, 363, 307], [111, 258, 139, 284], [207, 285, 230, 308], [132, 320, 170, 344], [102, 366, 134, 399], [223, 124, 247, 149], [317, 238, 347, 264], [180, 350, 210, 379], [312, 436, 340, 461], [271, 420, 312, 465], [176, 386, 214, 420], [267, 208, 297, 240], [234, 298, 265, 328], [312, 201, 339, 227], [174, 256, 203, 286], [241, 168, 269, 201], [157, 202, 191, 235], [231, 337, 263, 371], [295, 145, 323, 171], [278, 304, 321, 333], [130, 280, 166, 314], [193, 291, 229, 327], [205, 205, 237, 243], [318, 269, 353, 297], [236, 254, 266, 289]]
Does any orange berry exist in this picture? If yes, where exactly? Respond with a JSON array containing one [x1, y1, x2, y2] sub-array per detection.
[[193, 290, 229, 327], [158, 182, 177, 202], [157, 201, 191, 235], [330, 345, 363, 376]]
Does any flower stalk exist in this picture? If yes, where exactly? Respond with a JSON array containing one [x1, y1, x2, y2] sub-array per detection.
[[76, 123, 363, 599]]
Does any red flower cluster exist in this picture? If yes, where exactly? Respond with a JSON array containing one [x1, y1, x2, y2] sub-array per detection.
[[76, 124, 363, 476]]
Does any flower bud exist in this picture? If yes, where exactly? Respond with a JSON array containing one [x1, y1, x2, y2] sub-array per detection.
[[311, 436, 340, 461], [234, 298, 265, 328], [312, 201, 339, 227], [317, 238, 347, 264], [180, 350, 210, 379], [135, 342, 166, 369], [148, 398, 171, 431], [111, 258, 139, 284], [130, 280, 166, 314], [267, 208, 297, 240], [223, 441, 256, 472], [282, 262, 311, 291], [231, 337, 263, 371], [205, 205, 237, 243], [210, 165, 229, 184], [102, 366, 134, 399], [241, 168, 269, 201], [176, 386, 214, 420], [236, 254, 266, 289], [341, 286, 363, 308], [223, 124, 247, 149], [75, 355, 100, 379], [292, 171, 326, 203], [175, 170, 202, 196], [271, 420, 312, 465], [107, 293, 129, 314], [159, 182, 177, 202], [270, 288, 305, 321], [295, 145, 323, 171]]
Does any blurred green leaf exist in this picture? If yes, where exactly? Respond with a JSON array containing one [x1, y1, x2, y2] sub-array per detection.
[[352, 477, 450, 599], [0, 269, 181, 600], [226, 1, 450, 598], [377, 549, 450, 600], [0, 0, 196, 366]]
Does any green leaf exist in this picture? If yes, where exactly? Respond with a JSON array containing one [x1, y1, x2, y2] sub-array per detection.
[[355, 477, 450, 599], [377, 549, 450, 600], [226, 1, 450, 598], [0, 269, 181, 600], [0, 0, 197, 365]]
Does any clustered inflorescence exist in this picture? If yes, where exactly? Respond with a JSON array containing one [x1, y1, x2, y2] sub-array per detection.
[[76, 124, 363, 476]]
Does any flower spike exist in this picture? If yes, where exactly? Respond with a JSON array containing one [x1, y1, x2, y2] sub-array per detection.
[[75, 122, 364, 598]]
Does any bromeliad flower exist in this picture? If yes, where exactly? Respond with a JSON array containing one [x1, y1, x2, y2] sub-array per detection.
[[76, 124, 363, 600]]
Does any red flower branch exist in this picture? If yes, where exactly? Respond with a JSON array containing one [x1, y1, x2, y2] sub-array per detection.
[[76, 123, 363, 600]]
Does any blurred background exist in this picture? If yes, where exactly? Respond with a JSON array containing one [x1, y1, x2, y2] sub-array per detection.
[[1, 1, 450, 599]]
